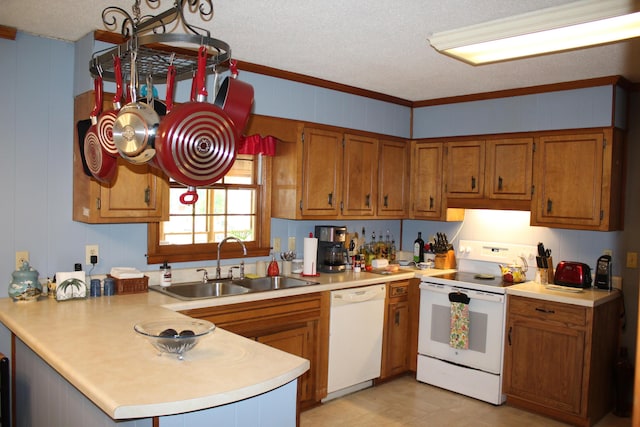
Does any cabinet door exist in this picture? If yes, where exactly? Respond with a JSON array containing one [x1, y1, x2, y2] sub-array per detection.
[[377, 140, 409, 217], [504, 317, 585, 414], [301, 128, 343, 216], [381, 300, 409, 378], [411, 142, 444, 219], [98, 160, 167, 219], [446, 140, 484, 198], [531, 133, 604, 228], [258, 324, 313, 403], [486, 138, 533, 200], [342, 134, 377, 216]]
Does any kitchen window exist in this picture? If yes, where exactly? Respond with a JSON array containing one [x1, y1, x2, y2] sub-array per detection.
[[147, 154, 272, 264]]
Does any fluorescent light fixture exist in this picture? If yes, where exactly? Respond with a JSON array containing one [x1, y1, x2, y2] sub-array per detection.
[[428, 0, 640, 64]]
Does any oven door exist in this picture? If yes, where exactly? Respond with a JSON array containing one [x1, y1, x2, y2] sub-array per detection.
[[418, 282, 506, 374]]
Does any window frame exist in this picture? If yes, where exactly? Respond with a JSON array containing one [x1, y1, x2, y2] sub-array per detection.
[[146, 155, 272, 264]]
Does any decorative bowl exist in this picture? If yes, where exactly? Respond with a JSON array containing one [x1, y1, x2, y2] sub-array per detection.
[[134, 319, 215, 360]]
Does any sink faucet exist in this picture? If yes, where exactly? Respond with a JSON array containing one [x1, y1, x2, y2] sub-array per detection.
[[216, 237, 247, 280], [196, 268, 209, 283]]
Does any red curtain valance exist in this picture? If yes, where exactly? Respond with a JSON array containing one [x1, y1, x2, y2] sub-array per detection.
[[238, 134, 277, 156]]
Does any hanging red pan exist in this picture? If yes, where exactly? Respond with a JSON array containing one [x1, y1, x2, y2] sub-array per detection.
[[96, 54, 124, 157], [156, 45, 237, 205], [84, 75, 117, 183], [213, 60, 254, 139]]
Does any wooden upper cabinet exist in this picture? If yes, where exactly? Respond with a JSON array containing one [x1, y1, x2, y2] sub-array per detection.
[[378, 140, 410, 217], [342, 134, 377, 216], [446, 140, 485, 198], [530, 129, 624, 231], [72, 91, 169, 224], [411, 141, 445, 219], [486, 138, 533, 200], [301, 127, 343, 217]]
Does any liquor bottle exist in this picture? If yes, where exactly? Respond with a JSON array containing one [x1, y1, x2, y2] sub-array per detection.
[[413, 232, 425, 263]]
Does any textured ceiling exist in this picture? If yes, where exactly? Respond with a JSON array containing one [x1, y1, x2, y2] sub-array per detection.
[[2, 0, 640, 101]]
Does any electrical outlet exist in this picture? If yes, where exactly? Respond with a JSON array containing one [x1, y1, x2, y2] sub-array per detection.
[[273, 238, 281, 253], [288, 237, 296, 252], [85, 245, 99, 265], [626, 251, 638, 269], [15, 251, 29, 270]]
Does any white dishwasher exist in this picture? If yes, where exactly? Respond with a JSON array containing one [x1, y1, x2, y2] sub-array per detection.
[[325, 283, 386, 400]]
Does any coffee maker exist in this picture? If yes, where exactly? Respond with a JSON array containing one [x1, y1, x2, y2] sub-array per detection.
[[315, 225, 347, 273]]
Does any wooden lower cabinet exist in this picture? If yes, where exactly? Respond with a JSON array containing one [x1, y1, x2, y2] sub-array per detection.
[[380, 279, 420, 380], [503, 295, 621, 427], [181, 292, 330, 410]]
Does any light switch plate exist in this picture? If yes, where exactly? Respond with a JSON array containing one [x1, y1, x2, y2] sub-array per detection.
[[288, 237, 296, 252], [273, 238, 281, 253]]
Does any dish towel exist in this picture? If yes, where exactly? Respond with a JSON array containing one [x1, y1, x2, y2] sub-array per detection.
[[449, 292, 470, 349]]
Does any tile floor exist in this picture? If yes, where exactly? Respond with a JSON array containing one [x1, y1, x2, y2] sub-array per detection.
[[300, 375, 631, 427]]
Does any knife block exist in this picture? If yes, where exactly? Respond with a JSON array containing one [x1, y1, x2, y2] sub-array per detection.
[[546, 257, 554, 283], [435, 250, 456, 269]]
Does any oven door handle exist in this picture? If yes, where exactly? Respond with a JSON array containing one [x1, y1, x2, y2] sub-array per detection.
[[421, 282, 504, 303]]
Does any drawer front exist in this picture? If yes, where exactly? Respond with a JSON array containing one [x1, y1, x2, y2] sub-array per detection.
[[389, 282, 408, 298], [509, 295, 586, 326]]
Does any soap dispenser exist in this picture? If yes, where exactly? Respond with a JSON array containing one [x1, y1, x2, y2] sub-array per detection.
[[267, 254, 280, 277]]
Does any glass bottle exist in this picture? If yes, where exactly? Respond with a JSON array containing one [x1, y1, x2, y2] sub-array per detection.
[[413, 232, 425, 263]]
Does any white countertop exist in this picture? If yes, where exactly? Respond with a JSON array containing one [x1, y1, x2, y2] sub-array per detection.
[[0, 267, 448, 420], [506, 281, 621, 307], [0, 293, 309, 419]]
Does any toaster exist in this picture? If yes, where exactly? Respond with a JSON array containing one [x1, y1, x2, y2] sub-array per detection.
[[554, 261, 592, 288]]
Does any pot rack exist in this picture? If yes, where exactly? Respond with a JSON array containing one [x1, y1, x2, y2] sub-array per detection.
[[89, 0, 231, 85]]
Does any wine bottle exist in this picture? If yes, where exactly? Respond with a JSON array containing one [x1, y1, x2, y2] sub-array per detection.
[[413, 232, 425, 263]]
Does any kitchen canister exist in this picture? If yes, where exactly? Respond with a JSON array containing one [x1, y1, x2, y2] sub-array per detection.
[[103, 277, 115, 296], [90, 279, 101, 297]]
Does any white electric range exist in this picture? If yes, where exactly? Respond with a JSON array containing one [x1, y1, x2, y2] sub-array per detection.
[[417, 240, 537, 405]]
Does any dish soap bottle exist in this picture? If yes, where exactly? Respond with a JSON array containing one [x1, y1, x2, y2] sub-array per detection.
[[160, 261, 172, 287], [267, 254, 280, 277]]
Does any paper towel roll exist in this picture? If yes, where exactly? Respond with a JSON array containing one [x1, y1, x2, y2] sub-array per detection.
[[303, 237, 318, 275]]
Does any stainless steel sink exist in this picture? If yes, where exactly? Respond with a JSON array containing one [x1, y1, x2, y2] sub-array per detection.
[[150, 276, 320, 300], [150, 280, 250, 300], [234, 276, 319, 292]]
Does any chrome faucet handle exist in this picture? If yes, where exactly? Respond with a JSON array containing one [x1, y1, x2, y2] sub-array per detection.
[[228, 266, 240, 279], [215, 266, 222, 280], [196, 268, 209, 283]]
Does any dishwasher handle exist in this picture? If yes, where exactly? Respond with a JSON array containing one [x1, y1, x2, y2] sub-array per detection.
[[333, 288, 382, 303]]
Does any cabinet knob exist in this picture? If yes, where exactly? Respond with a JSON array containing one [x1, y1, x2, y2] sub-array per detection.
[[546, 198, 553, 213], [328, 192, 333, 206], [498, 176, 503, 191], [429, 196, 434, 210], [395, 309, 400, 326], [365, 193, 371, 208], [471, 176, 476, 190], [383, 194, 388, 208]]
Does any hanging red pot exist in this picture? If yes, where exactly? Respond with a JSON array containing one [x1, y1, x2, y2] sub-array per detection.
[[213, 60, 254, 139], [155, 46, 237, 205], [84, 75, 117, 183], [96, 54, 123, 158]]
